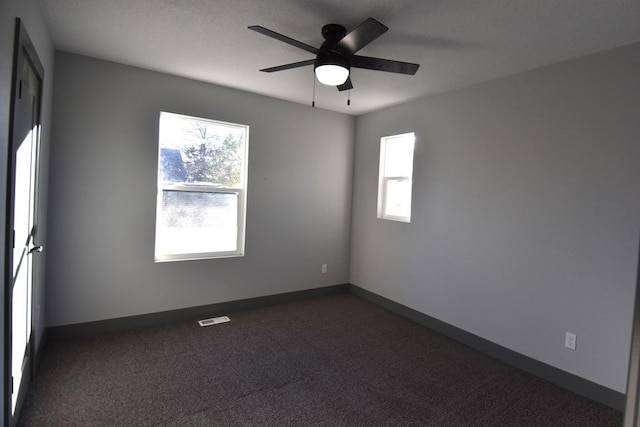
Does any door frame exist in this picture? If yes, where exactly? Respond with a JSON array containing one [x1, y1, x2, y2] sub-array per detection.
[[4, 18, 44, 427], [624, 234, 640, 426]]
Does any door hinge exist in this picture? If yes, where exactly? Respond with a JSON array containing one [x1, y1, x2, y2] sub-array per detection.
[[18, 80, 22, 99], [12, 230, 15, 249], [11, 376, 13, 394]]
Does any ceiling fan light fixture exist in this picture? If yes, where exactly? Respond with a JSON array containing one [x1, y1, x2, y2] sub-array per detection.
[[315, 64, 349, 86], [314, 53, 349, 86]]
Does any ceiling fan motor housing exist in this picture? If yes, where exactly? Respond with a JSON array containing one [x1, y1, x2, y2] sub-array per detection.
[[316, 24, 350, 71], [314, 51, 349, 71], [321, 24, 346, 42]]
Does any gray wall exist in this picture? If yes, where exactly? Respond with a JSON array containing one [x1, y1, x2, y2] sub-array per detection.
[[0, 0, 54, 413], [46, 52, 354, 327], [350, 43, 640, 393]]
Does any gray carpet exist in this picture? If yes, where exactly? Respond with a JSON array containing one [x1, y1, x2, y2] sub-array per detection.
[[19, 293, 622, 426]]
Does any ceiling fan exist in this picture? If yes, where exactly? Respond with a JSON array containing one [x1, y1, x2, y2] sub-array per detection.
[[248, 18, 420, 92]]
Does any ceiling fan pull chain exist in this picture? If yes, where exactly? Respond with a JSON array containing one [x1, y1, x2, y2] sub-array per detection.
[[312, 70, 316, 108], [347, 90, 351, 106]]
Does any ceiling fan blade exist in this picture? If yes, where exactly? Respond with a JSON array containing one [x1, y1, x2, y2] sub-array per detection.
[[338, 18, 388, 55], [249, 26, 319, 55], [337, 77, 353, 92], [259, 59, 316, 73], [351, 55, 420, 75]]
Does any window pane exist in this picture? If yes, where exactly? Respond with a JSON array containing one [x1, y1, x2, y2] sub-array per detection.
[[384, 178, 412, 218], [156, 190, 238, 255], [159, 112, 245, 188], [384, 135, 414, 177]]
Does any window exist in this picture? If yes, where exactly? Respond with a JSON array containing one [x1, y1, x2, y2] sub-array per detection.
[[377, 132, 415, 223], [155, 112, 249, 262]]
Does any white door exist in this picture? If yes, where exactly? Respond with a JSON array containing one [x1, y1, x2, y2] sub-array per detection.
[[7, 19, 44, 423]]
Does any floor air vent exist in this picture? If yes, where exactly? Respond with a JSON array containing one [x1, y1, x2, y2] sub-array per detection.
[[198, 316, 231, 327]]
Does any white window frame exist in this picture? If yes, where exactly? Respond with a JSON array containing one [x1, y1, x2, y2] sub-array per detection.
[[154, 112, 249, 262], [377, 132, 415, 223]]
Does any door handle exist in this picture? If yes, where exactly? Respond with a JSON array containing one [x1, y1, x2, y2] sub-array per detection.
[[28, 245, 43, 255]]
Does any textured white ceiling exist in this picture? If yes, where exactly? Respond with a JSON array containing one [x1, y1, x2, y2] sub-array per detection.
[[38, 0, 640, 115]]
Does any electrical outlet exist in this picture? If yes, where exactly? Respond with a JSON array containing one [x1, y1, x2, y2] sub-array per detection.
[[565, 332, 577, 350], [321, 264, 328, 274]]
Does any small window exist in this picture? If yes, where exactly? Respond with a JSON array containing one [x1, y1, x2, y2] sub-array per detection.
[[155, 112, 249, 262], [377, 132, 415, 223]]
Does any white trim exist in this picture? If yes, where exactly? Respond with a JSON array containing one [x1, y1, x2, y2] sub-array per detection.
[[154, 112, 249, 262], [377, 132, 415, 223]]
